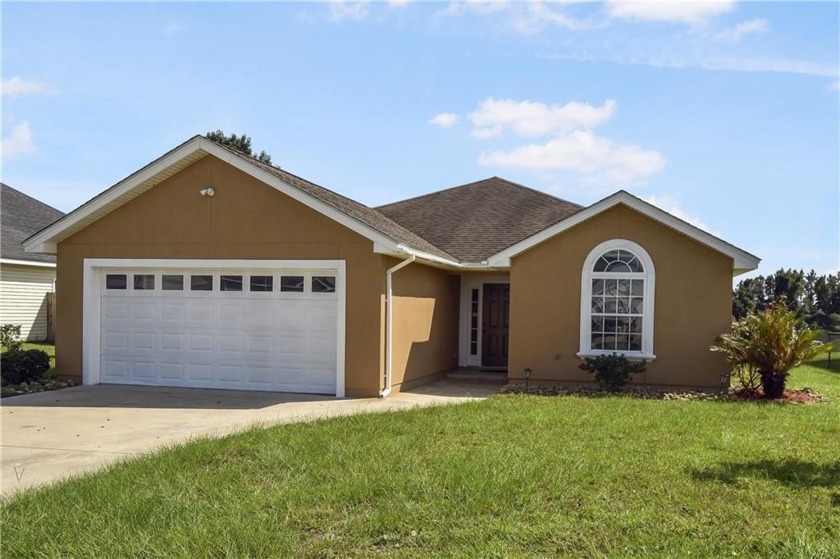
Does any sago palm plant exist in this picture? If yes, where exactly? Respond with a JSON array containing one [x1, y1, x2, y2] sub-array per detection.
[[711, 305, 827, 398]]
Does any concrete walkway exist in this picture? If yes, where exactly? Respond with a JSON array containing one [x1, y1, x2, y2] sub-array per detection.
[[1, 378, 502, 496]]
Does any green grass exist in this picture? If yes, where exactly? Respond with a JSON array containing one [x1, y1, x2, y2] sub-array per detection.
[[3, 362, 839, 558]]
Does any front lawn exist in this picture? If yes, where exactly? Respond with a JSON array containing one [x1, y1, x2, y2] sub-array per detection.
[[2, 362, 839, 558]]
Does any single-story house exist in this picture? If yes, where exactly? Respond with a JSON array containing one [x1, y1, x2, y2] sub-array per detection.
[[1, 183, 65, 341], [24, 136, 759, 397]]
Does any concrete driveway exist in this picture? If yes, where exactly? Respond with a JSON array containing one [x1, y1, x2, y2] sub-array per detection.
[[1, 378, 501, 497]]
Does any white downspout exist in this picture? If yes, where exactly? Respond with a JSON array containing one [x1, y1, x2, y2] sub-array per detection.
[[380, 254, 416, 398]]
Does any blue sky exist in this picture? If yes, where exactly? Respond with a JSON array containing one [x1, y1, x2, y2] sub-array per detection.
[[2, 1, 838, 277]]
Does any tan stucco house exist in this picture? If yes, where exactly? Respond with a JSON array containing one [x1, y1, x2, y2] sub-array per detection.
[[24, 136, 759, 397]]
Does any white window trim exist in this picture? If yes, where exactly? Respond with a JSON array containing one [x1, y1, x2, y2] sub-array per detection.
[[83, 258, 346, 397], [578, 239, 656, 360]]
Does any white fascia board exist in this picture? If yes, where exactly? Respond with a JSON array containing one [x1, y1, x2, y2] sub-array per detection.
[[23, 136, 403, 256], [487, 190, 761, 273], [0, 258, 57, 268], [24, 136, 208, 255]]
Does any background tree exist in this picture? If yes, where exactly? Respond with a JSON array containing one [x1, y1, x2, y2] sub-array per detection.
[[205, 130, 272, 164], [733, 269, 840, 332]]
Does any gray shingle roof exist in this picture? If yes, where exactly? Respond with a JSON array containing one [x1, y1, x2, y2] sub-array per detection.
[[376, 177, 584, 262], [216, 144, 457, 261], [1, 183, 64, 263]]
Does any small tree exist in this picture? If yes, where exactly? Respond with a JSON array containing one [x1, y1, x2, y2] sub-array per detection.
[[712, 305, 827, 398], [0, 324, 23, 353], [205, 130, 272, 164]]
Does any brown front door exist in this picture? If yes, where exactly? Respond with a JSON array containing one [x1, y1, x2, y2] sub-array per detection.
[[482, 283, 510, 368]]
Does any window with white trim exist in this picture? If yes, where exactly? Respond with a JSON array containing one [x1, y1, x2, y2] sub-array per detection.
[[580, 240, 655, 358]]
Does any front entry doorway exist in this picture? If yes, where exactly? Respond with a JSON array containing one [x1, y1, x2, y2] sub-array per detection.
[[482, 283, 510, 368]]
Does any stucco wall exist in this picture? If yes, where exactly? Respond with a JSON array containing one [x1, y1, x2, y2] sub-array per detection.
[[387, 260, 460, 391], [509, 204, 733, 388], [56, 155, 385, 397]]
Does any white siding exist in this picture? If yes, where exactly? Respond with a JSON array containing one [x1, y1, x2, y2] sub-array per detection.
[[0, 264, 56, 341]]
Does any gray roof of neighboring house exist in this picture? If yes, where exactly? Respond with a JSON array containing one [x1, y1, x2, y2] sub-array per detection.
[[1, 183, 64, 263], [376, 177, 584, 262], [218, 145, 457, 261]]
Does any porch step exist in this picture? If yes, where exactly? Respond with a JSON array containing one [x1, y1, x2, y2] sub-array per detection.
[[446, 370, 508, 383]]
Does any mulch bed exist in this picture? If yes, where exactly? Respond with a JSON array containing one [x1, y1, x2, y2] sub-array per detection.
[[0, 378, 79, 398], [502, 384, 827, 404], [731, 387, 826, 404]]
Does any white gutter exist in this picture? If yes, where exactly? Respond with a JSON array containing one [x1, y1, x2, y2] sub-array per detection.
[[0, 258, 57, 268], [394, 244, 462, 269], [380, 253, 416, 398]]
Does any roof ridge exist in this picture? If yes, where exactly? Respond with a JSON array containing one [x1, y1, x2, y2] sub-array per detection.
[[376, 176, 583, 210]]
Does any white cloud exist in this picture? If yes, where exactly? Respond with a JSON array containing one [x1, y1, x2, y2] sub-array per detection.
[[163, 21, 182, 36], [429, 112, 460, 128], [329, 1, 369, 22], [442, 1, 589, 32], [513, 2, 589, 33], [714, 18, 768, 43], [387, 0, 411, 6], [1, 122, 36, 161], [442, 1, 511, 16], [478, 129, 665, 185], [606, 0, 735, 25], [643, 194, 718, 235], [2, 76, 50, 97], [543, 51, 839, 79], [468, 98, 617, 138]]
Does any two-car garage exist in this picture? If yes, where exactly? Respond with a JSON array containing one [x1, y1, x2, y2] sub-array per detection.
[[84, 259, 345, 396]]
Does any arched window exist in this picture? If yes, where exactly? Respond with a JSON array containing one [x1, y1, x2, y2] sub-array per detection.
[[579, 240, 655, 358]]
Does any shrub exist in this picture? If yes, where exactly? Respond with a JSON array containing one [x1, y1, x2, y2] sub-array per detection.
[[0, 324, 23, 353], [578, 353, 647, 391], [1, 349, 51, 385], [711, 304, 828, 399]]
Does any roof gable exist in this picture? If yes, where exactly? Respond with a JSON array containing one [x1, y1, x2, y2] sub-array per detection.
[[486, 190, 760, 275], [23, 137, 456, 263], [1, 183, 65, 264], [376, 177, 583, 262]]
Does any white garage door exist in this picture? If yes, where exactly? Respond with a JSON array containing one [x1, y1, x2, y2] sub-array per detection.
[[96, 264, 341, 394]]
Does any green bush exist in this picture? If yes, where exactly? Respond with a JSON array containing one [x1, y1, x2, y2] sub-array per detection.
[[0, 324, 23, 353], [578, 353, 647, 390], [1, 349, 51, 385]]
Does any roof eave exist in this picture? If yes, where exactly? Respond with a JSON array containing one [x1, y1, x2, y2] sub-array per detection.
[[23, 136, 409, 257], [486, 190, 761, 275]]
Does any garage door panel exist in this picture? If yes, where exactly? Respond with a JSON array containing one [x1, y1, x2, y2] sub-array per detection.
[[160, 303, 185, 321], [103, 300, 130, 320], [132, 332, 156, 350], [99, 266, 339, 394], [133, 361, 156, 379], [160, 362, 185, 380], [160, 333, 185, 350], [188, 333, 215, 352]]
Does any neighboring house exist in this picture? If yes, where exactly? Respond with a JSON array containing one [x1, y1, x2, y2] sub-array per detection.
[[24, 136, 759, 397], [1, 184, 65, 341]]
